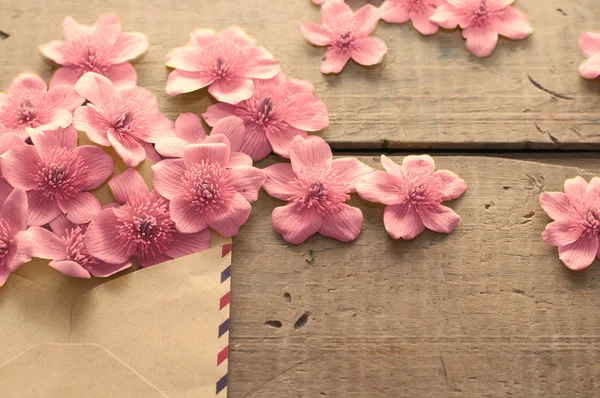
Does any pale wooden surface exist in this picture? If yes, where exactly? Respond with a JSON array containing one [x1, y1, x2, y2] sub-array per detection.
[[2, 0, 600, 397], [1, 0, 600, 149]]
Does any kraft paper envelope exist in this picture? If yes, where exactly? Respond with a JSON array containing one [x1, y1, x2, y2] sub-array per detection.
[[0, 239, 232, 397]]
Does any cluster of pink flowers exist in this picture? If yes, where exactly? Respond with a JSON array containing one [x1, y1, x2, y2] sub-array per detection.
[[302, 0, 533, 67]]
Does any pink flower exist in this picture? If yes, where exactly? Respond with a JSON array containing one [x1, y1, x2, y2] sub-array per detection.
[[203, 73, 329, 161], [0, 127, 114, 226], [0, 133, 26, 202], [430, 0, 533, 57], [86, 168, 211, 268], [300, 2, 387, 74], [0, 189, 34, 287], [29, 214, 131, 278], [540, 177, 600, 271], [165, 26, 280, 104], [356, 155, 466, 240], [579, 32, 600, 79], [155, 113, 246, 158], [379, 0, 444, 35], [39, 14, 149, 88], [262, 136, 372, 244], [0, 74, 84, 140], [152, 137, 265, 238], [73, 72, 174, 167]]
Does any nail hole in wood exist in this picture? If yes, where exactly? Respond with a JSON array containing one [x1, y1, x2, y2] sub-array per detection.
[[294, 312, 310, 330], [283, 292, 291, 302], [264, 320, 282, 328]]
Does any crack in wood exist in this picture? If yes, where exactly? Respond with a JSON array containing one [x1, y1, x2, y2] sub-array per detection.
[[528, 75, 574, 100], [0, 30, 9, 40]]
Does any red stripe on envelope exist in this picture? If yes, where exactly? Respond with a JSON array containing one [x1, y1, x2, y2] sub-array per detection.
[[217, 346, 229, 366], [219, 292, 230, 310]]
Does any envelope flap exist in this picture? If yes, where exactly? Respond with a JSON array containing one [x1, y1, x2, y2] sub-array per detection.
[[0, 344, 166, 397]]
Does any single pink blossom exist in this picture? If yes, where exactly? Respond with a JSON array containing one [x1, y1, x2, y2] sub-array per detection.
[[39, 14, 149, 88], [29, 214, 131, 278], [152, 137, 265, 238], [379, 0, 444, 35], [0, 189, 34, 287], [165, 26, 280, 104], [155, 113, 246, 158], [262, 136, 372, 244], [540, 177, 600, 271], [203, 73, 329, 161], [356, 155, 466, 240], [301, 2, 387, 74], [0, 74, 84, 140], [85, 168, 211, 268], [73, 72, 174, 167], [579, 32, 600, 79], [0, 127, 114, 226], [430, 0, 533, 57], [0, 133, 26, 202]]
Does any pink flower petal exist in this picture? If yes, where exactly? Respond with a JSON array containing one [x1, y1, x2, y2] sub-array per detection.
[[203, 102, 238, 127], [290, 135, 332, 174], [155, 136, 187, 158], [183, 142, 230, 167], [330, 158, 373, 192], [72, 146, 114, 190], [265, 124, 307, 159], [58, 192, 102, 224], [321, 48, 351, 74], [109, 168, 149, 203], [165, 70, 215, 96], [206, 192, 252, 238], [379, 1, 410, 23], [411, 9, 440, 35], [558, 235, 599, 271], [300, 22, 331, 46], [73, 106, 110, 146], [285, 94, 330, 132], [272, 203, 322, 244], [463, 26, 499, 58], [0, 145, 40, 190], [263, 163, 302, 201], [381, 155, 404, 178], [164, 229, 211, 259], [579, 32, 600, 58], [239, 123, 272, 162], [10, 74, 47, 92], [102, 62, 138, 87], [322, 1, 353, 27], [209, 76, 254, 104], [419, 203, 460, 234], [402, 154, 435, 174], [0, 132, 25, 155], [542, 219, 584, 247], [49, 66, 81, 87], [74, 72, 118, 108], [210, 116, 244, 152], [1, 188, 28, 231], [46, 85, 84, 112], [579, 56, 600, 80], [230, 167, 266, 202], [540, 192, 575, 221], [63, 16, 92, 41], [152, 159, 186, 200], [49, 260, 91, 279], [109, 32, 149, 63], [429, 2, 468, 29], [4, 231, 34, 275], [384, 203, 425, 240], [39, 40, 70, 64], [243, 46, 280, 80], [88, 260, 132, 278], [107, 129, 146, 168], [175, 112, 206, 142], [29, 226, 67, 260], [229, 152, 254, 167], [0, 179, 13, 203], [282, 78, 315, 95], [48, 126, 78, 149], [26, 190, 62, 226], [495, 6, 533, 40], [38, 109, 73, 132], [165, 46, 205, 71], [48, 214, 71, 237], [435, 170, 467, 201], [319, 204, 363, 242], [187, 28, 218, 47], [353, 4, 381, 36], [170, 194, 209, 233], [85, 208, 132, 264], [356, 171, 401, 205]]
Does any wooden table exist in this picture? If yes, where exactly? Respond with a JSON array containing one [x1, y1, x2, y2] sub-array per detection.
[[2, 0, 600, 396]]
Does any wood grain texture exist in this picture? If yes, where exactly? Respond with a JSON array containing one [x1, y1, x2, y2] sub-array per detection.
[[1, 0, 599, 150], [229, 155, 600, 397]]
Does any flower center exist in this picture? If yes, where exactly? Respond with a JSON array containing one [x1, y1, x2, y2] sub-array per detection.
[[335, 29, 355, 49], [408, 184, 427, 206], [401, 172, 443, 208], [470, 0, 491, 26], [19, 99, 40, 127], [291, 167, 350, 213], [116, 194, 176, 263], [62, 225, 98, 268], [0, 219, 10, 265], [182, 161, 231, 211], [32, 147, 87, 200], [255, 96, 274, 124], [406, 0, 427, 12], [109, 112, 134, 137], [212, 57, 231, 79], [581, 208, 600, 235], [83, 46, 103, 72]]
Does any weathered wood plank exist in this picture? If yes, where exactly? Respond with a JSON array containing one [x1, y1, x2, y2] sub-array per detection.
[[1, 0, 599, 150], [229, 155, 600, 397]]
